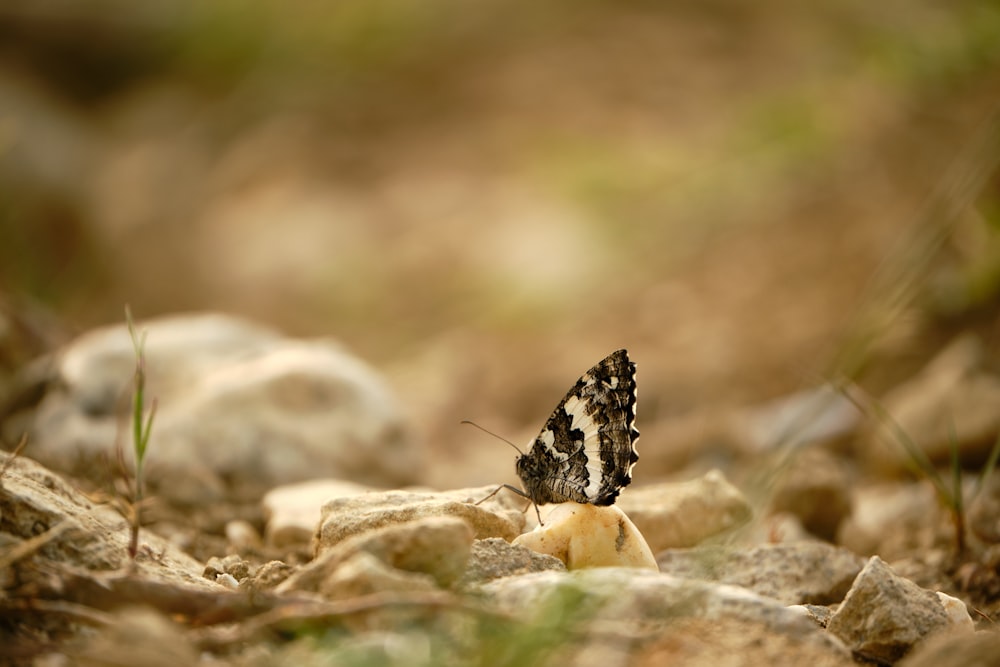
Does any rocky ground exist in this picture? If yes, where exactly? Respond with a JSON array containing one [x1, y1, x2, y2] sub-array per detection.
[[3, 2, 1000, 665], [0, 312, 999, 666]]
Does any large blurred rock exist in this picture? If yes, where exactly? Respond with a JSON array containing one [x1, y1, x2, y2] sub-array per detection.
[[262, 478, 373, 548], [865, 334, 1000, 473], [769, 447, 852, 542], [836, 482, 942, 560], [0, 450, 213, 587], [28, 313, 420, 505], [899, 626, 1000, 667]]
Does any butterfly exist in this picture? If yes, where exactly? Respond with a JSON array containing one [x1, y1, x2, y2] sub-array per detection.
[[473, 349, 639, 514]]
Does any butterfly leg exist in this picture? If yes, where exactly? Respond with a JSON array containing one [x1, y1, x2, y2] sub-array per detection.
[[474, 483, 526, 505], [529, 499, 542, 526], [474, 484, 545, 525]]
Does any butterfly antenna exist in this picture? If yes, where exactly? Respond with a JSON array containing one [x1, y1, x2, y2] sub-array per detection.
[[460, 420, 525, 455]]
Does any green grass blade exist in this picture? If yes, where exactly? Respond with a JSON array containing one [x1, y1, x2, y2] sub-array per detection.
[[139, 399, 158, 459]]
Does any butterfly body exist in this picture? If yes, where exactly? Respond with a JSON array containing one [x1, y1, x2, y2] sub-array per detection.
[[515, 349, 639, 507]]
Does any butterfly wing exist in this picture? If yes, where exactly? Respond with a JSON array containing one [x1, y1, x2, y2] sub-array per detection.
[[516, 349, 639, 505]]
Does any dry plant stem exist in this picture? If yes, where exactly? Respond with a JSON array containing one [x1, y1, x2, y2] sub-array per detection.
[[0, 433, 29, 480], [0, 522, 76, 570], [0, 599, 115, 627], [34, 564, 281, 625], [20, 564, 504, 641]]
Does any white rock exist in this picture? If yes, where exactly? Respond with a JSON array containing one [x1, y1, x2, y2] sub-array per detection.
[[513, 503, 657, 570], [934, 592, 974, 633], [29, 313, 421, 505], [215, 572, 239, 589]]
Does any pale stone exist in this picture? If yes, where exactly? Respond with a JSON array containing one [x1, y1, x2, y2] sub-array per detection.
[[617, 469, 752, 552], [934, 592, 974, 633], [513, 503, 657, 570], [224, 519, 261, 552], [28, 313, 420, 505], [214, 572, 239, 589], [203, 554, 251, 583], [243, 560, 295, 592], [279, 515, 474, 595], [787, 604, 834, 628], [316, 486, 526, 550], [262, 478, 372, 548]]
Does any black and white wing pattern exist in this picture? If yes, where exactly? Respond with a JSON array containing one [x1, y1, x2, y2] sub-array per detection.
[[515, 349, 639, 506]]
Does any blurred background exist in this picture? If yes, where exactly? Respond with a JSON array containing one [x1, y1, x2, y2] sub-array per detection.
[[2, 0, 1000, 489]]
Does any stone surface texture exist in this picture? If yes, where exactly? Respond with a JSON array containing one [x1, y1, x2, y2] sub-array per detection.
[[657, 542, 865, 605], [315, 487, 526, 549], [28, 313, 420, 505], [617, 469, 752, 553], [827, 556, 971, 663]]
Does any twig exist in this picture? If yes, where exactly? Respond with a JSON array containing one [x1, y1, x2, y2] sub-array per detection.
[[0, 522, 77, 570], [0, 598, 114, 627], [0, 432, 29, 480]]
